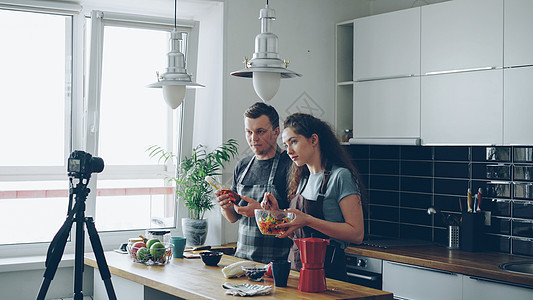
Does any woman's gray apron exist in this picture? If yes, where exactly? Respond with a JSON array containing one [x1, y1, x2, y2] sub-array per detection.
[[288, 165, 347, 281], [234, 147, 292, 263]]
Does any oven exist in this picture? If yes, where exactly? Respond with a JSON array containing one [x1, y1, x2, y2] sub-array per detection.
[[345, 253, 383, 290]]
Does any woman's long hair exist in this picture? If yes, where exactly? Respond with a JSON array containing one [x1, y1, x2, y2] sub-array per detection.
[[284, 113, 366, 202]]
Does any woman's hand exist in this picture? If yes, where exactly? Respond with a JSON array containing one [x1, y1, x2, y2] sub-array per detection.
[[234, 196, 261, 218], [261, 192, 280, 210], [275, 208, 311, 239]]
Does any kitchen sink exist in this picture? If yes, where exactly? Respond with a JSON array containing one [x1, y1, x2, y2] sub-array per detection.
[[499, 261, 533, 275]]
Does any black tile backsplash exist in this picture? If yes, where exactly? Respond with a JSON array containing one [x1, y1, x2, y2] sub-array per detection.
[[514, 147, 533, 162], [346, 145, 533, 257], [401, 161, 433, 177], [370, 159, 399, 175], [434, 146, 470, 161], [400, 192, 432, 209], [435, 162, 469, 179]]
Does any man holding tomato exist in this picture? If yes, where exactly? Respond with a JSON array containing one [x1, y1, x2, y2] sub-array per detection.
[[215, 102, 293, 264]]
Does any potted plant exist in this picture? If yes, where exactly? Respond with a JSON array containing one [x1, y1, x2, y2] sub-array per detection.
[[148, 139, 238, 246]]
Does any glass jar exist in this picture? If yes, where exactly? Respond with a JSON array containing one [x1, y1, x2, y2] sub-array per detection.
[[342, 129, 353, 143], [128, 237, 144, 249], [146, 230, 171, 244]]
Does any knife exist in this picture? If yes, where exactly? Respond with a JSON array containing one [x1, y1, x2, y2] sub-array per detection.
[[467, 188, 473, 213], [477, 188, 482, 212]]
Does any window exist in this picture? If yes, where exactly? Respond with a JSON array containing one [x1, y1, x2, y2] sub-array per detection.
[[91, 22, 178, 232], [0, 8, 73, 246], [84, 12, 199, 237], [0, 7, 199, 255]]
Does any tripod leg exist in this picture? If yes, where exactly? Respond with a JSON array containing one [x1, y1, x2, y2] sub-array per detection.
[[73, 200, 86, 300], [86, 216, 117, 300], [36, 210, 76, 300]]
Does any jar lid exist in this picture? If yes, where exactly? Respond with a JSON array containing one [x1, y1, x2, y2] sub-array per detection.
[[148, 230, 171, 235]]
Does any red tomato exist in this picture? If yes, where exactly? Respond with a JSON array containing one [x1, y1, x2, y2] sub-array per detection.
[[265, 262, 273, 277]]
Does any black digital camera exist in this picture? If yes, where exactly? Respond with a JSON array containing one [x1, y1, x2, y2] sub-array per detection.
[[68, 150, 104, 177]]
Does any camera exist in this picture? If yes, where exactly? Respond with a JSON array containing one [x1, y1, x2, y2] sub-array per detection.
[[68, 150, 104, 177]]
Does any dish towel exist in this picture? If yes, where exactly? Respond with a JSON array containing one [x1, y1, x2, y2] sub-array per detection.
[[222, 282, 272, 296]]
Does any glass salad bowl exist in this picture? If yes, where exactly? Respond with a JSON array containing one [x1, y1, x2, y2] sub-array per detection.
[[254, 209, 294, 235]]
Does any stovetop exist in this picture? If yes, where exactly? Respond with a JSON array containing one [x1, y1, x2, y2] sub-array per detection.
[[358, 237, 435, 249]]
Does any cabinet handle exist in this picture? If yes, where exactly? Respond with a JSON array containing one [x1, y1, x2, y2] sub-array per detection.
[[356, 74, 415, 82], [469, 276, 533, 290], [387, 261, 457, 276], [424, 66, 497, 75]]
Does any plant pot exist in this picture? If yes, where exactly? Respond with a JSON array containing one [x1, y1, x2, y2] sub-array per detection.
[[181, 218, 208, 246]]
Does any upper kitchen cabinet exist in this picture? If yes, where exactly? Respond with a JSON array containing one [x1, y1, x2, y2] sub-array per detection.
[[503, 67, 533, 145], [348, 7, 421, 145], [353, 7, 420, 81], [504, 0, 533, 67], [421, 0, 503, 75], [421, 69, 503, 145], [354, 77, 420, 143]]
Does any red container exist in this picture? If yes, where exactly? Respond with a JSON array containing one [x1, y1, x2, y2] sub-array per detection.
[[294, 237, 330, 293], [299, 268, 327, 293], [294, 237, 330, 269]]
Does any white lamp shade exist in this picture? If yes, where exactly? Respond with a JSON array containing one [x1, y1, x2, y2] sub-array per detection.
[[253, 71, 281, 102], [162, 85, 186, 109]]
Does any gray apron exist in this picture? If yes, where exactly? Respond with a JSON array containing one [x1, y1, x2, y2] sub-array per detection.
[[234, 147, 292, 263]]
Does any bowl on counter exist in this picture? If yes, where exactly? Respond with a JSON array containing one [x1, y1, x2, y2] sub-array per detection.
[[242, 265, 268, 281], [200, 250, 224, 266], [127, 241, 173, 265], [254, 209, 294, 235]]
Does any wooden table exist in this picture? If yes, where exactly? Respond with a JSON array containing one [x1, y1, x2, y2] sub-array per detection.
[[85, 251, 392, 300]]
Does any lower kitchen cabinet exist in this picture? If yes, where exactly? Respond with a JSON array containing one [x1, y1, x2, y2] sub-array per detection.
[[383, 260, 533, 300], [382, 260, 462, 300], [462, 275, 533, 300]]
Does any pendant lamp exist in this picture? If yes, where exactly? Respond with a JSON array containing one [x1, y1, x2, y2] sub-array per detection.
[[230, 0, 301, 102], [147, 0, 204, 109]]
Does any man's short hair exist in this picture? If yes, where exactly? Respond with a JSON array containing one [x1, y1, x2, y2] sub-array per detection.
[[244, 102, 280, 130]]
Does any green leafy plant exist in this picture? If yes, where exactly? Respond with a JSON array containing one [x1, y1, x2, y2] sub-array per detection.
[[148, 139, 239, 220]]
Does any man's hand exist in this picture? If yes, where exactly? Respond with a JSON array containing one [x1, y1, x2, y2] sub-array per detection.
[[215, 190, 235, 210], [234, 196, 262, 218]]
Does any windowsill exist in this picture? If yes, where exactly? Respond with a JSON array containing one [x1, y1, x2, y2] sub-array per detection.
[[0, 253, 74, 273]]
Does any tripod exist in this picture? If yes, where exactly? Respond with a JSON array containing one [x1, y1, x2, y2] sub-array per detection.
[[37, 175, 117, 300]]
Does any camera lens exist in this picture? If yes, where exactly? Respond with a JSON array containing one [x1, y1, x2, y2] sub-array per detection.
[[90, 157, 104, 173]]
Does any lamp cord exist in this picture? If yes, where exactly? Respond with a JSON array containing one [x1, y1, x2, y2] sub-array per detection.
[[174, 0, 177, 29]]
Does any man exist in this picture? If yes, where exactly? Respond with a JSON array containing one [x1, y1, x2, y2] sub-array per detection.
[[216, 102, 293, 264]]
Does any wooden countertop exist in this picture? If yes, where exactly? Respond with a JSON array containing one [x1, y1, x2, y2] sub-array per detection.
[[85, 251, 393, 300], [346, 245, 533, 288]]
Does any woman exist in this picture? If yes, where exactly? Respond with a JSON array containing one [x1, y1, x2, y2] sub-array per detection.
[[262, 113, 364, 281]]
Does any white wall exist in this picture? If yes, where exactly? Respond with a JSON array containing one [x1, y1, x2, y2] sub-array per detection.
[[219, 0, 370, 243]]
